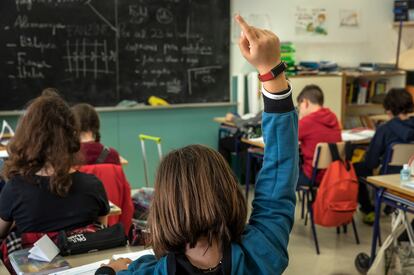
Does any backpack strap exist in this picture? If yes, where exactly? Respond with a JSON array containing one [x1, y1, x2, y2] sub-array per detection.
[[95, 146, 110, 164], [328, 143, 341, 162], [328, 143, 352, 171], [345, 141, 353, 162]]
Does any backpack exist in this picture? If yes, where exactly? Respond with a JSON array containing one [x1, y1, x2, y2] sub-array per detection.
[[312, 143, 359, 227]]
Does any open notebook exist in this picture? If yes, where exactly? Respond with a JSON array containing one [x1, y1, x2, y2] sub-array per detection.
[[52, 249, 153, 275]]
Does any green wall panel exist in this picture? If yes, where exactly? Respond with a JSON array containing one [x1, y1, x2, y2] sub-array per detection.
[[1, 105, 235, 189]]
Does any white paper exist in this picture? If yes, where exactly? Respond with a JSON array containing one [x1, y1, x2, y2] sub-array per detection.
[[0, 120, 14, 146], [52, 249, 154, 275], [28, 235, 60, 262], [0, 150, 8, 158], [112, 249, 154, 261], [341, 129, 375, 141]]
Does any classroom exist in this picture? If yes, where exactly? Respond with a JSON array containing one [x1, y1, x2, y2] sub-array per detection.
[[0, 0, 414, 274]]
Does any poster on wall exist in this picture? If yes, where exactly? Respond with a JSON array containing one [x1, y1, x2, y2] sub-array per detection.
[[339, 9, 360, 28], [295, 6, 328, 36]]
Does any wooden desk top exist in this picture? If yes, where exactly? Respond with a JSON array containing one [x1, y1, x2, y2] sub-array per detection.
[[241, 137, 265, 148], [109, 202, 122, 216], [0, 261, 10, 275], [119, 156, 128, 165], [241, 129, 374, 149], [367, 174, 414, 199], [213, 117, 236, 127]]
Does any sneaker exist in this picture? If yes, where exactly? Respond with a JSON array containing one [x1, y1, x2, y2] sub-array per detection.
[[363, 212, 375, 225]]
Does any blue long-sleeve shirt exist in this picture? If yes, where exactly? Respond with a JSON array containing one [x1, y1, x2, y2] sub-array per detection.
[[102, 87, 298, 275]]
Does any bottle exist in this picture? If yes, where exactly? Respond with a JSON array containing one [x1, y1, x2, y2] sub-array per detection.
[[401, 164, 411, 182]]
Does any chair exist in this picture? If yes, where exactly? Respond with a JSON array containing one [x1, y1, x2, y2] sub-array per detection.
[[381, 143, 414, 174], [298, 142, 360, 254], [79, 164, 134, 235]]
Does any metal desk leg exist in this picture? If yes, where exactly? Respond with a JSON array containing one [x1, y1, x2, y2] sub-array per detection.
[[369, 188, 385, 266]]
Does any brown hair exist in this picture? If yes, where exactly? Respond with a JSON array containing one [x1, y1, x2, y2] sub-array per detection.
[[2, 94, 81, 197], [148, 145, 247, 258], [297, 84, 324, 106], [71, 103, 101, 142]]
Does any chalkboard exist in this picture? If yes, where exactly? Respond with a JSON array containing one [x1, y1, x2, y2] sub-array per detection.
[[0, 0, 230, 111]]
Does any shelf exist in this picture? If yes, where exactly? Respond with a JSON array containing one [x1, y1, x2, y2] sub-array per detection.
[[343, 71, 406, 78], [347, 103, 382, 108], [394, 21, 414, 28]]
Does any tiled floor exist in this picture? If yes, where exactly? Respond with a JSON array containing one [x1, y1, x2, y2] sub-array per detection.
[[245, 189, 392, 275], [285, 208, 391, 275]]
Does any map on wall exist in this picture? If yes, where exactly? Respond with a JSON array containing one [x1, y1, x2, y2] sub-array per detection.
[[295, 6, 328, 36]]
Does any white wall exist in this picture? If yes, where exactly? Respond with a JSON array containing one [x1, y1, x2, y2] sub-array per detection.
[[230, 0, 414, 75]]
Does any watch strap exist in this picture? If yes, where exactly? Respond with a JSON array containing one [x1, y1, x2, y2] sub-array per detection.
[[258, 62, 287, 82]]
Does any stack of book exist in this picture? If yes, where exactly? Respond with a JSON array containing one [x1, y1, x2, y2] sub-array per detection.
[[346, 79, 388, 105]]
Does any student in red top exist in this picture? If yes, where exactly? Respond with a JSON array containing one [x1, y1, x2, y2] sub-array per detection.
[[297, 85, 342, 186], [71, 103, 121, 165]]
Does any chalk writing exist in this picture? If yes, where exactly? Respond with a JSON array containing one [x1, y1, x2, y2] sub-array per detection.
[[63, 39, 115, 78]]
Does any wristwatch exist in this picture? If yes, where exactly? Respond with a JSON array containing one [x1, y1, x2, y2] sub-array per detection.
[[258, 62, 288, 82]]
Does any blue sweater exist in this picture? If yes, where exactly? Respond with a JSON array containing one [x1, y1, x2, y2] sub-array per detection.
[[117, 90, 298, 275], [365, 117, 414, 173]]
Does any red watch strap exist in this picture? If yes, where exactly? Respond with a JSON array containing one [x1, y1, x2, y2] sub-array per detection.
[[258, 71, 275, 82], [258, 62, 287, 82]]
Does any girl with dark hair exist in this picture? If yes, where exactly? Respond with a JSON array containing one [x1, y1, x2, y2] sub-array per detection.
[[0, 94, 110, 238], [71, 103, 121, 165]]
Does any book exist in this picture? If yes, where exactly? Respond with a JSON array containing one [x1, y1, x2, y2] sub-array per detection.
[[9, 248, 70, 275]]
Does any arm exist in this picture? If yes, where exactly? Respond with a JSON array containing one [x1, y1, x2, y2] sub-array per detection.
[[0, 218, 12, 239], [97, 215, 108, 227], [236, 15, 298, 272], [364, 127, 386, 170]]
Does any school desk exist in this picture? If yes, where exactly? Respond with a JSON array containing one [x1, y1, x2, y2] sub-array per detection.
[[109, 202, 122, 216], [366, 174, 414, 266], [64, 245, 138, 268], [213, 117, 236, 127], [0, 260, 9, 275], [241, 129, 375, 149]]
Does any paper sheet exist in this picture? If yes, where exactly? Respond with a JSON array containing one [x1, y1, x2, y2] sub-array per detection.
[[52, 249, 153, 275]]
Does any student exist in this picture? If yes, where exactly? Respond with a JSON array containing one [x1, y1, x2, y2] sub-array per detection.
[[0, 94, 110, 238], [297, 85, 342, 186], [218, 112, 261, 165], [96, 15, 298, 275], [71, 103, 121, 165], [355, 88, 414, 224]]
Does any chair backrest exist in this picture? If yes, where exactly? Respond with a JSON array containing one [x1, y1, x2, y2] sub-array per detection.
[[385, 143, 414, 167], [79, 164, 134, 235], [312, 142, 346, 170]]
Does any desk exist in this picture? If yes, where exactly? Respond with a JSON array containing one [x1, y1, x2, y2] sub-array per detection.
[[65, 245, 140, 267], [109, 202, 122, 216], [0, 261, 10, 275], [241, 129, 374, 149], [213, 117, 236, 127], [119, 156, 128, 165], [241, 137, 264, 149], [366, 174, 414, 265]]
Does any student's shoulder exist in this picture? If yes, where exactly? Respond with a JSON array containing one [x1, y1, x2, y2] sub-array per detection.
[[72, 171, 103, 189]]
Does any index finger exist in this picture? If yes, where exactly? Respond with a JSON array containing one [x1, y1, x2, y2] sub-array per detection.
[[235, 15, 257, 42]]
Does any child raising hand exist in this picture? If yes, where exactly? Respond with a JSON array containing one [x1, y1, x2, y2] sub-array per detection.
[[96, 15, 298, 275]]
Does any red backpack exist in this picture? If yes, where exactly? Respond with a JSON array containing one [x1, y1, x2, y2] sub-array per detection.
[[313, 143, 359, 227]]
